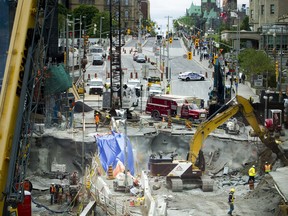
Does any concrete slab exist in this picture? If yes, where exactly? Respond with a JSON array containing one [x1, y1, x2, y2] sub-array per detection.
[[270, 167, 288, 201]]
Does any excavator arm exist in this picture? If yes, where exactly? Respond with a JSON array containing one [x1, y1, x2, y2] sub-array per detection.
[[189, 95, 288, 170]]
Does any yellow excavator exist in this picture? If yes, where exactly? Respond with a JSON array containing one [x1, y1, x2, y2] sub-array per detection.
[[165, 95, 288, 192]]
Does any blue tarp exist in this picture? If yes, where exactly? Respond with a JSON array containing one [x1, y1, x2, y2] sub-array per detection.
[[95, 131, 134, 176]]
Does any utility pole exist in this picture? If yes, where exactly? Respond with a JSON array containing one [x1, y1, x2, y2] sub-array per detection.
[[66, 14, 70, 73], [279, 27, 283, 102], [100, 17, 104, 46], [165, 16, 172, 93], [72, 17, 75, 81], [79, 16, 82, 77]]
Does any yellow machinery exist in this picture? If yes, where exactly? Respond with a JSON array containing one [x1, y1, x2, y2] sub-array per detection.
[[0, 0, 57, 214], [165, 95, 288, 192]]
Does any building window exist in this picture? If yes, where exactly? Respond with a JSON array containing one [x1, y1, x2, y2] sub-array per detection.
[[125, 0, 128, 5], [261, 5, 264, 15], [107, 0, 109, 5], [125, 10, 129, 18], [250, 10, 254, 19], [270, 4, 275, 14]]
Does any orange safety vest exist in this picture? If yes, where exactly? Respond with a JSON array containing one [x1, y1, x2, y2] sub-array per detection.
[[95, 115, 100, 124], [50, 185, 56, 193], [264, 164, 271, 173]]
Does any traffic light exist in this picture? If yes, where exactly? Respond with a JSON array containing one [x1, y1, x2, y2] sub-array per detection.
[[213, 55, 218, 64], [187, 51, 192, 60], [169, 37, 173, 44], [275, 61, 279, 81], [127, 28, 131, 35], [93, 24, 97, 34], [83, 35, 89, 46]]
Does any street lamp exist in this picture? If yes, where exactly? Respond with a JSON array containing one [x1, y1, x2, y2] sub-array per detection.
[[100, 17, 104, 46]]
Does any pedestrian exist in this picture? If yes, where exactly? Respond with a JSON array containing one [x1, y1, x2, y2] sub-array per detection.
[[50, 183, 56, 205], [248, 165, 256, 183], [227, 188, 235, 215], [234, 77, 238, 93], [241, 73, 246, 84], [264, 161, 272, 174], [95, 112, 100, 132]]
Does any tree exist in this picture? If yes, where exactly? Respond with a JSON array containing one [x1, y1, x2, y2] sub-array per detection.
[[238, 49, 276, 87], [73, 5, 99, 31], [91, 11, 110, 38], [58, 4, 69, 36], [240, 16, 250, 31]]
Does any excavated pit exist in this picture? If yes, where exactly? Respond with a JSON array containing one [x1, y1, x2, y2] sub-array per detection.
[[28, 132, 259, 178], [27, 130, 284, 216]]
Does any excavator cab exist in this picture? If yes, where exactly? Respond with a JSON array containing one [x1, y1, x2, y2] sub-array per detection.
[[265, 109, 285, 136]]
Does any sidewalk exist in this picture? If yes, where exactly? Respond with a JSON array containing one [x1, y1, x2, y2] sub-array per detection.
[[192, 50, 259, 102]]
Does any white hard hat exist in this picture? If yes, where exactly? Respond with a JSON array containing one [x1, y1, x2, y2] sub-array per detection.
[[252, 165, 255, 168]]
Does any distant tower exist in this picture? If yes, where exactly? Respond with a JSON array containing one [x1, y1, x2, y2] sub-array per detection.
[[223, 0, 237, 11]]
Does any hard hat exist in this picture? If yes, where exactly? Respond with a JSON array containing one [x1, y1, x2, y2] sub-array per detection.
[[52, 183, 55, 185], [230, 188, 235, 192], [252, 165, 255, 168], [265, 161, 268, 164]]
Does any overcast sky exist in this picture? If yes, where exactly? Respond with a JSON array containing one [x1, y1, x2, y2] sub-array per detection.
[[150, 0, 249, 33]]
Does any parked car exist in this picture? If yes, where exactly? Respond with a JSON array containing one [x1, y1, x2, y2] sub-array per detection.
[[92, 54, 104, 65], [136, 54, 146, 63], [178, 71, 205, 81], [148, 84, 163, 96]]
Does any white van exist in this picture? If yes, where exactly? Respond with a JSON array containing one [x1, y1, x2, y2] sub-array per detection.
[[89, 45, 106, 58]]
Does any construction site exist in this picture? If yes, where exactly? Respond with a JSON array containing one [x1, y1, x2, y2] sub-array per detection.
[[1, 0, 288, 215]]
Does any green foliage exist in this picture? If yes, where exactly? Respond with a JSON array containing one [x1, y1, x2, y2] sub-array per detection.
[[58, 4, 69, 35], [90, 12, 110, 37], [58, 3, 68, 15], [240, 16, 250, 31], [178, 16, 195, 27], [73, 5, 99, 29], [238, 49, 275, 86]]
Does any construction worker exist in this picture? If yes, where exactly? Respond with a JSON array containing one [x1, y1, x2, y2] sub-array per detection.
[[264, 161, 272, 174], [95, 112, 100, 132], [166, 84, 170, 94], [50, 183, 56, 204], [227, 188, 235, 215], [248, 165, 256, 183]]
